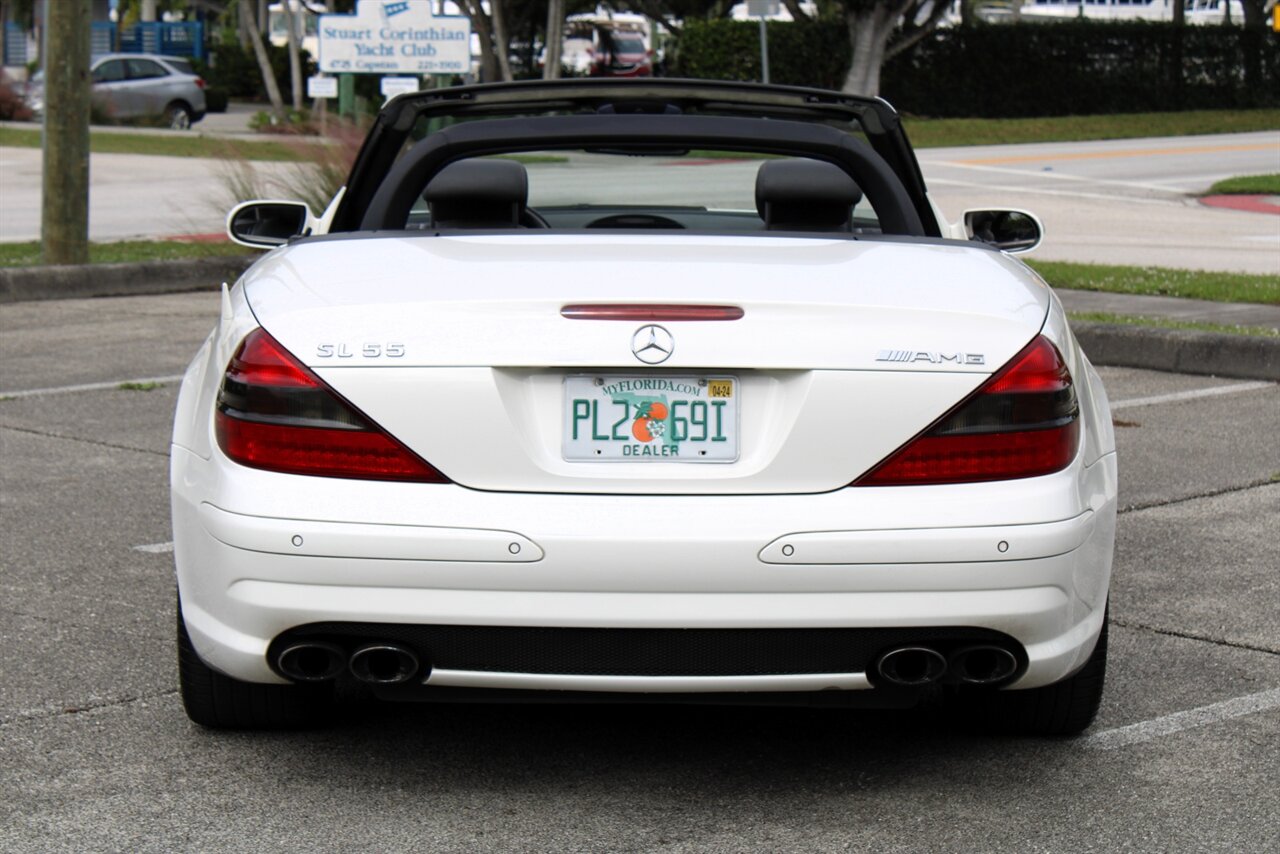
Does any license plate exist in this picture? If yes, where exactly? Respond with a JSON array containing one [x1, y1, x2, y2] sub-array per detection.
[[563, 375, 739, 463]]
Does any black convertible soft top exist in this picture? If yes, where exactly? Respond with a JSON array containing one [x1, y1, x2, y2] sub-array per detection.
[[329, 78, 940, 237]]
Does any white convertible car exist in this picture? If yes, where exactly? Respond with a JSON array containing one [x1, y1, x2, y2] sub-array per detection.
[[173, 80, 1117, 733]]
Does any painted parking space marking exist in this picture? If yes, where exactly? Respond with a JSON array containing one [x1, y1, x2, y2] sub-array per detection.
[[1111, 381, 1274, 411], [925, 177, 1178, 207], [923, 160, 1189, 195], [0, 374, 184, 399], [956, 142, 1277, 166], [133, 541, 175, 554], [1082, 687, 1280, 750]]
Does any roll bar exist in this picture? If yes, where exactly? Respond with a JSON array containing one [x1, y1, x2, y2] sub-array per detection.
[[358, 114, 926, 237]]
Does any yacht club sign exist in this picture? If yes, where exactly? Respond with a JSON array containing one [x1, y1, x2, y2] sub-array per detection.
[[318, 1, 471, 74]]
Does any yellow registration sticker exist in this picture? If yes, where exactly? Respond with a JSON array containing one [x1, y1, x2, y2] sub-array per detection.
[[708, 380, 734, 399]]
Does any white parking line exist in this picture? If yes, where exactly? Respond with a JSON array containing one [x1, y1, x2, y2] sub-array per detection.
[[925, 160, 1186, 195], [924, 177, 1179, 207], [1082, 687, 1280, 750], [0, 375, 184, 399], [1111, 381, 1274, 411], [133, 541, 175, 554]]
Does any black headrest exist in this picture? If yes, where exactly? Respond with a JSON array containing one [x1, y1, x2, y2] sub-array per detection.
[[755, 159, 864, 232], [425, 159, 528, 228]]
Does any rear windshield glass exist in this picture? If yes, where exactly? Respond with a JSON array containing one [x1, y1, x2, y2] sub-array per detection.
[[165, 58, 195, 76]]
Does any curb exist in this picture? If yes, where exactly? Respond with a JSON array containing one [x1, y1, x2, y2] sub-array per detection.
[[1073, 322, 1280, 382], [0, 256, 256, 304]]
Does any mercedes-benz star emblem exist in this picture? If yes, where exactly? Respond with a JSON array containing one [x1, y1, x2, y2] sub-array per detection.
[[631, 324, 674, 364]]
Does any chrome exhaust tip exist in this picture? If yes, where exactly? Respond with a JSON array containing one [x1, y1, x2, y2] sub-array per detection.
[[875, 646, 947, 687], [276, 642, 346, 682], [349, 643, 420, 684], [950, 645, 1019, 685]]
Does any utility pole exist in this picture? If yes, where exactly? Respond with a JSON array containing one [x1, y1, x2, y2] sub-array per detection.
[[41, 0, 92, 266]]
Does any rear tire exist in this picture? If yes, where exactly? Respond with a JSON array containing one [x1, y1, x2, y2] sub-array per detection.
[[165, 101, 193, 130], [177, 599, 333, 729], [959, 616, 1107, 737]]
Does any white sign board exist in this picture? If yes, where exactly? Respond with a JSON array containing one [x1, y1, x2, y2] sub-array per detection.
[[379, 76, 420, 99], [746, 0, 781, 15], [319, 0, 471, 75], [307, 75, 338, 99]]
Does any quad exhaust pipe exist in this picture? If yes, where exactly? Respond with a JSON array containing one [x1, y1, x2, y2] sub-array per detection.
[[875, 644, 1019, 688], [348, 643, 421, 684], [276, 640, 423, 684]]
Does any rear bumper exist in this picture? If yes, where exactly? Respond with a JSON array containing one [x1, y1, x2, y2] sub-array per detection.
[[173, 445, 1117, 694]]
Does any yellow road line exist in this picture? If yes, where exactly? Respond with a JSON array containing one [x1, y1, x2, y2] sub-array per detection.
[[956, 142, 1278, 165]]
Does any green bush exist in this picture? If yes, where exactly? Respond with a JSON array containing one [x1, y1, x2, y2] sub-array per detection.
[[204, 86, 229, 113], [675, 19, 850, 90], [676, 19, 1280, 118], [882, 21, 1280, 117], [198, 39, 314, 104]]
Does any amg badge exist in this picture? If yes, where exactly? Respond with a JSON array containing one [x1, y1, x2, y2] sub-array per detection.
[[876, 350, 985, 365]]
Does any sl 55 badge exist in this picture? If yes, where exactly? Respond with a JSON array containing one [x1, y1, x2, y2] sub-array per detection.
[[316, 343, 406, 358]]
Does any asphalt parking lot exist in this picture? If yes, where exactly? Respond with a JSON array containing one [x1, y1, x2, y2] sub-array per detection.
[[1, 291, 1277, 852]]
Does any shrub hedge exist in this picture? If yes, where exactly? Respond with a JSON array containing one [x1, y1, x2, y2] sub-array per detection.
[[676, 18, 850, 90], [675, 19, 1280, 117], [196, 38, 315, 104]]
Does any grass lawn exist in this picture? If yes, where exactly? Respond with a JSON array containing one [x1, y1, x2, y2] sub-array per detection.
[[0, 126, 305, 162], [4, 109, 1276, 162], [1207, 174, 1280, 195], [903, 109, 1280, 149], [1027, 260, 1280, 306], [0, 239, 254, 268], [1068, 312, 1279, 338]]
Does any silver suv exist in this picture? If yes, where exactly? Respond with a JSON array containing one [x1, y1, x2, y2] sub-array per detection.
[[28, 53, 207, 129]]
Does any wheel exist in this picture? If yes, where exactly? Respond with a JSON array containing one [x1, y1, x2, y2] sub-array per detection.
[[177, 597, 333, 729], [165, 102, 192, 130], [958, 615, 1107, 737]]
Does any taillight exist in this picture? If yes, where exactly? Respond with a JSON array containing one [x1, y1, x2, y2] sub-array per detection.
[[215, 329, 449, 482], [194, 77, 206, 89], [854, 335, 1079, 486]]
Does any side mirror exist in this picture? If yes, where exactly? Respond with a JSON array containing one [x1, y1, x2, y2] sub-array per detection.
[[226, 200, 313, 248], [962, 208, 1043, 254]]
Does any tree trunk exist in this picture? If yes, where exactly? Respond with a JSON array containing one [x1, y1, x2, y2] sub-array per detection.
[[544, 0, 564, 79], [842, 5, 898, 98], [239, 0, 286, 120], [1170, 0, 1185, 110], [281, 0, 303, 111], [41, 0, 92, 266], [462, 0, 498, 82], [490, 0, 513, 82], [781, 0, 810, 20], [1239, 0, 1266, 105]]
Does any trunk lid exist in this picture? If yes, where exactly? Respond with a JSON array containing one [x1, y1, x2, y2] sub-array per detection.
[[244, 234, 1049, 494]]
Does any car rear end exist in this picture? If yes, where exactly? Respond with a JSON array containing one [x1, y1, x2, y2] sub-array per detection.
[[153, 57, 206, 125], [171, 234, 1116, 722]]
